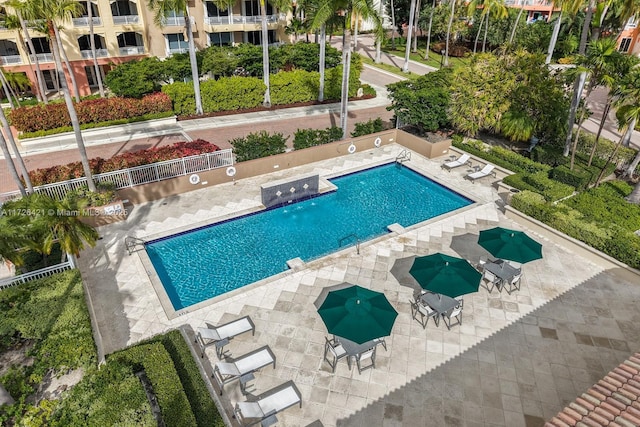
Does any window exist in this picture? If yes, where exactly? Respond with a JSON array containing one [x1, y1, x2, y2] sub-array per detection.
[[165, 9, 184, 19], [209, 32, 232, 47], [244, 0, 272, 16], [85, 65, 105, 87], [167, 33, 188, 52], [79, 1, 100, 17], [206, 2, 229, 17], [111, 1, 137, 16], [619, 37, 632, 53], [117, 32, 143, 47], [29, 37, 51, 54], [78, 35, 105, 50], [246, 30, 276, 45]]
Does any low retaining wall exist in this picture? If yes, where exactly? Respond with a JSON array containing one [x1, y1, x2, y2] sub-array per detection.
[[118, 129, 453, 205]]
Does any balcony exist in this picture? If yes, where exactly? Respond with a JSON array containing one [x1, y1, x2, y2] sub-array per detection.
[[73, 17, 102, 26], [231, 14, 284, 24], [30, 53, 53, 62], [1, 55, 22, 65], [80, 49, 108, 59], [112, 15, 140, 25], [204, 16, 231, 25], [164, 16, 185, 26], [119, 46, 145, 55], [168, 47, 188, 55]]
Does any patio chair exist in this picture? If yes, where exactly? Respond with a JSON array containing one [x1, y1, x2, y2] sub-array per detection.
[[455, 296, 464, 309], [465, 164, 496, 183], [481, 270, 500, 293], [443, 306, 463, 330], [356, 347, 376, 374], [196, 315, 255, 358], [503, 270, 523, 295], [212, 345, 276, 394], [233, 380, 302, 427], [324, 337, 348, 373], [410, 300, 439, 329], [373, 337, 388, 351], [441, 153, 471, 171]]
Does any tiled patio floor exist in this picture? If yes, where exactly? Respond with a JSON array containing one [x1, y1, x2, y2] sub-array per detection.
[[78, 144, 640, 426]]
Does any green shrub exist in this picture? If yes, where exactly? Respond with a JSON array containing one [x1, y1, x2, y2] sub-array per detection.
[[157, 331, 225, 427], [293, 126, 342, 150], [550, 165, 592, 190], [452, 137, 550, 174], [509, 190, 556, 222], [270, 69, 318, 105], [560, 181, 640, 232], [604, 228, 640, 268], [351, 118, 385, 137], [231, 131, 288, 162], [531, 145, 568, 166], [52, 361, 155, 426], [522, 171, 575, 202], [111, 343, 197, 427]]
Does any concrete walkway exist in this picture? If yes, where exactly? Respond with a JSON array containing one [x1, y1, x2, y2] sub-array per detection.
[[78, 144, 640, 427]]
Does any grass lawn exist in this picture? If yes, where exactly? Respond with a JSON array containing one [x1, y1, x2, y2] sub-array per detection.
[[360, 57, 420, 80], [382, 43, 472, 70]]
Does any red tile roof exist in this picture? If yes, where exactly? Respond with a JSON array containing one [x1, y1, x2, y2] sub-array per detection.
[[546, 352, 640, 427]]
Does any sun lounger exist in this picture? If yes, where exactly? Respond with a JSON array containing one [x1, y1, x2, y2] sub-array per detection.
[[213, 345, 276, 394], [233, 381, 302, 426], [465, 164, 496, 183], [196, 315, 255, 358], [442, 153, 471, 171]]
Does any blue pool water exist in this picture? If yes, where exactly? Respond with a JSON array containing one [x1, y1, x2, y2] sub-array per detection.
[[146, 164, 472, 310]]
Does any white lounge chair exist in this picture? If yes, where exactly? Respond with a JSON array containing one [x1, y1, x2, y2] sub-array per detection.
[[465, 164, 496, 183], [212, 346, 276, 394], [233, 381, 302, 426], [443, 306, 463, 330], [442, 153, 471, 171], [196, 316, 255, 358]]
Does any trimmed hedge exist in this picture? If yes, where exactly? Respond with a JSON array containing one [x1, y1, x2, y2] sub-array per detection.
[[510, 190, 640, 269], [163, 57, 364, 117], [550, 165, 593, 190], [293, 126, 342, 150], [29, 140, 220, 186], [351, 118, 385, 137], [231, 131, 288, 162], [522, 172, 575, 202], [110, 343, 198, 427], [10, 93, 172, 133], [451, 136, 550, 174]]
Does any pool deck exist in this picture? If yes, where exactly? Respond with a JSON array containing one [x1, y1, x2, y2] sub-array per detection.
[[78, 144, 640, 427]]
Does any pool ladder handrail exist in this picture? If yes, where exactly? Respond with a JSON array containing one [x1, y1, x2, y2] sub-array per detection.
[[339, 233, 360, 255], [396, 150, 411, 164], [125, 236, 145, 255]]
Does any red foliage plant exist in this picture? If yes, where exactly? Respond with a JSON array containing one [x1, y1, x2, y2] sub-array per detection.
[[10, 93, 173, 133], [28, 140, 220, 186]]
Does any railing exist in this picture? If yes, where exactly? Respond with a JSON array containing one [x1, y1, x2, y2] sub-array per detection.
[[168, 47, 188, 55], [112, 15, 140, 25], [204, 16, 231, 25], [0, 149, 234, 203], [338, 233, 360, 255], [118, 46, 145, 55], [30, 53, 53, 62], [1, 55, 23, 65], [231, 13, 285, 24], [0, 261, 72, 290], [73, 16, 102, 26], [125, 236, 145, 255], [164, 16, 185, 26], [395, 150, 411, 164], [80, 49, 108, 59]]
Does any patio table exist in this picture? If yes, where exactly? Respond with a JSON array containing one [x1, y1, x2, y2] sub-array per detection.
[[483, 260, 520, 287], [420, 292, 459, 316], [335, 336, 382, 369]]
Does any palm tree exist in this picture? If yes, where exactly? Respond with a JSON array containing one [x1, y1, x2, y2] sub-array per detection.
[[443, 0, 460, 67], [508, 6, 525, 45], [424, 0, 436, 59], [258, 0, 292, 107], [545, 0, 582, 64], [148, 0, 204, 115], [18, 0, 97, 192], [53, 24, 81, 102], [412, 0, 421, 53], [567, 38, 621, 169], [595, 67, 640, 186], [375, 0, 385, 63], [0, 214, 26, 267], [86, 0, 105, 97], [310, 0, 382, 138], [403, 0, 417, 72], [3, 3, 48, 103], [0, 133, 27, 196], [480, 0, 507, 52]]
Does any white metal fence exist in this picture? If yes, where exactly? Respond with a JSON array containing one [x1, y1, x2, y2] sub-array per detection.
[[0, 261, 72, 290], [0, 149, 234, 203]]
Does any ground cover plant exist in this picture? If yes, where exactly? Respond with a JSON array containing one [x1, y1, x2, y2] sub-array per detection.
[[27, 140, 220, 186], [0, 271, 222, 426]]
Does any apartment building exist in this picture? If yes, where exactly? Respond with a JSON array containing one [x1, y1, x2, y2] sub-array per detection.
[[0, 0, 288, 97]]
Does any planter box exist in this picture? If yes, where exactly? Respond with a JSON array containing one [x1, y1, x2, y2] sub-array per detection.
[[81, 200, 127, 228]]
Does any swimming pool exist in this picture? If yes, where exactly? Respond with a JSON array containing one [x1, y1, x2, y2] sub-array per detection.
[[145, 163, 473, 310]]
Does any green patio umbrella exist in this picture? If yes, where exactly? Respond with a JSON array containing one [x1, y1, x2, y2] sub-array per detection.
[[409, 253, 482, 298], [478, 227, 543, 263], [317, 285, 398, 344]]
